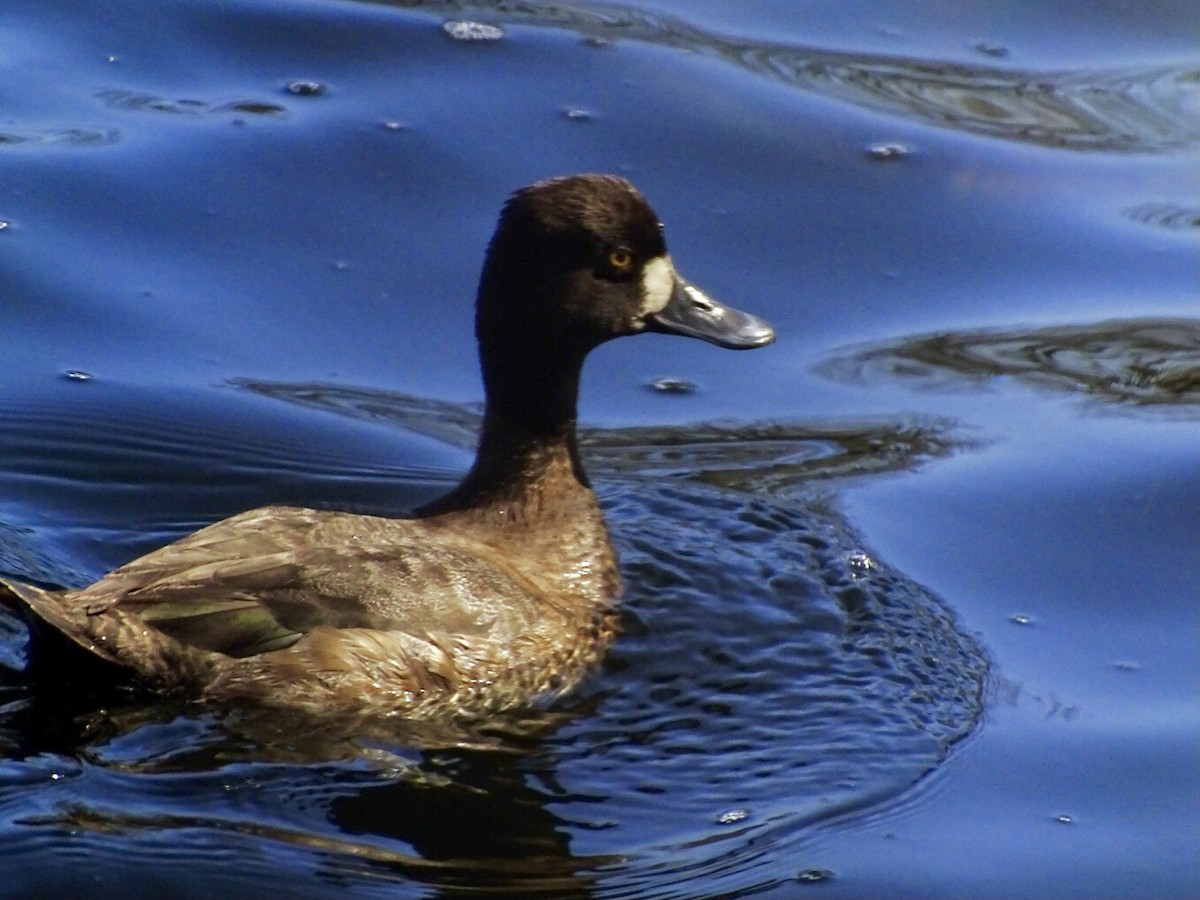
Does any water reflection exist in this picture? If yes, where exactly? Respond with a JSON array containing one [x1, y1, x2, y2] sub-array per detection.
[[6, 0, 1194, 158], [233, 378, 486, 454], [362, 0, 1199, 153], [0, 689, 605, 896], [819, 317, 1200, 411], [233, 377, 972, 494], [327, 754, 601, 898]]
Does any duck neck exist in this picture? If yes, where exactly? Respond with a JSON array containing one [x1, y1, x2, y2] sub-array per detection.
[[417, 346, 621, 614], [419, 342, 594, 518]]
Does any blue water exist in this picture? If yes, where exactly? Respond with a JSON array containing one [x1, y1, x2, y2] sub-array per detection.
[[2, 1, 1197, 897]]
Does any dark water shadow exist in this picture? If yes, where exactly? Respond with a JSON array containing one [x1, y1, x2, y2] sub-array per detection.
[[359, 0, 1199, 153], [819, 316, 1200, 414]]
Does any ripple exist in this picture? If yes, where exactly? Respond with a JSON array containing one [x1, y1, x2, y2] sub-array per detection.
[[0, 127, 121, 148], [536, 479, 988, 894], [1121, 201, 1200, 231], [361, 0, 1199, 153], [0, 522, 91, 602], [0, 480, 987, 896], [582, 416, 970, 495], [95, 89, 286, 117], [0, 89, 286, 154], [819, 317, 1200, 411], [3, 3, 1195, 161], [0, 387, 456, 583], [232, 378, 486, 453], [2, 380, 987, 895], [765, 57, 1199, 153], [232, 378, 971, 493]]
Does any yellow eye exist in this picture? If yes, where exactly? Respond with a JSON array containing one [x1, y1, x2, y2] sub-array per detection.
[[608, 249, 633, 270]]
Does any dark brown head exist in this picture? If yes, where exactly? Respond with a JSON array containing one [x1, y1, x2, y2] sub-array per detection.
[[475, 174, 773, 428], [479, 174, 773, 349]]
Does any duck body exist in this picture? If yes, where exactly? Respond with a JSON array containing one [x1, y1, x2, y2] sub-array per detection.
[[9, 494, 617, 715], [1, 175, 773, 715]]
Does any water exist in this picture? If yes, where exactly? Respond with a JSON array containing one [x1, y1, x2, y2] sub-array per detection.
[[1, 1, 1197, 897]]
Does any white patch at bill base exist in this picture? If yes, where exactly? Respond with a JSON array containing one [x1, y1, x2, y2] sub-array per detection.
[[639, 256, 675, 315]]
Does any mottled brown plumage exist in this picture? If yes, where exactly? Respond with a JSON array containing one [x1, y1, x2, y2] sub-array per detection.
[[0, 174, 773, 715]]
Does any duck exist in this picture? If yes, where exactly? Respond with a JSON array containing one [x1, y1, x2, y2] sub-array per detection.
[[0, 174, 774, 716]]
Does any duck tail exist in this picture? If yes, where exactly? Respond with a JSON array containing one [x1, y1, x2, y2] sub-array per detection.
[[1, 574, 51, 609], [0, 575, 126, 670]]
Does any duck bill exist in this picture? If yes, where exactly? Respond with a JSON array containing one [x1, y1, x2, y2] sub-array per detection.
[[647, 275, 775, 350]]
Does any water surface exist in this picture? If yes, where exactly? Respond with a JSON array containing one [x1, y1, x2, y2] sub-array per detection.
[[1, 0, 1197, 897]]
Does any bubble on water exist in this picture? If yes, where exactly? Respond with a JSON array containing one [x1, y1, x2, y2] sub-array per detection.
[[285, 80, 325, 97], [381, 121, 405, 131], [797, 868, 834, 883], [846, 550, 875, 574], [1010, 613, 1033, 626], [715, 808, 750, 825], [562, 107, 595, 122], [63, 370, 94, 383], [865, 142, 910, 161], [1113, 660, 1140, 672], [332, 261, 350, 272], [1054, 814, 1073, 824], [646, 377, 696, 395], [0, 219, 9, 231], [443, 20, 504, 41]]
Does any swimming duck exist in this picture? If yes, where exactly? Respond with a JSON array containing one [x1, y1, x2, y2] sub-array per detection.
[[0, 174, 773, 715]]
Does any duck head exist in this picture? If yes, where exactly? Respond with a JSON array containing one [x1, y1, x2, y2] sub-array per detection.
[[477, 175, 775, 359]]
